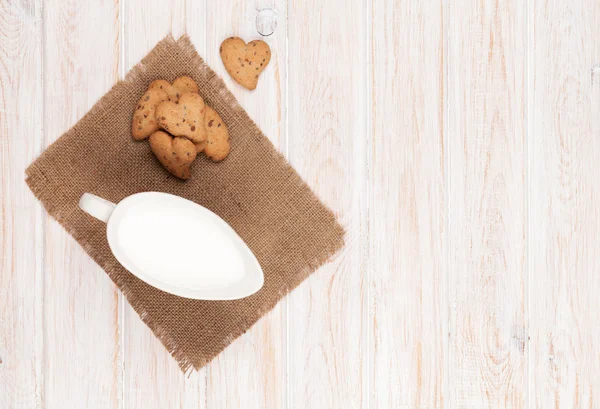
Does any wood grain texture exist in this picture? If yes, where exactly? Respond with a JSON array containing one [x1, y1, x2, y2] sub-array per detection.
[[0, 1, 43, 408], [447, 0, 528, 407], [121, 1, 206, 409], [196, 1, 287, 408], [530, 0, 600, 408], [370, 0, 446, 408], [287, 0, 366, 407], [42, 1, 122, 408]]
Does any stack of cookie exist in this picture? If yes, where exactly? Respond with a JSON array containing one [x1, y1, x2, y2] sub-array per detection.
[[131, 76, 230, 180]]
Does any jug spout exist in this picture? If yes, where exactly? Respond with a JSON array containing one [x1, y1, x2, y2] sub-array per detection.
[[79, 193, 116, 223]]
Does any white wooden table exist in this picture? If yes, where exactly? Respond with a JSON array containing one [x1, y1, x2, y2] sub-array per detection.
[[2, 0, 600, 408]]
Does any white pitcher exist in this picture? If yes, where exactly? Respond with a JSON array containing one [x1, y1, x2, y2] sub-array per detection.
[[79, 192, 264, 300]]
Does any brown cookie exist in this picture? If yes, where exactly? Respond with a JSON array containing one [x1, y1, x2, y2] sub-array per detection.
[[156, 92, 207, 143], [149, 76, 199, 102], [173, 76, 199, 95], [149, 131, 197, 180], [148, 80, 176, 101], [194, 140, 206, 153], [131, 88, 169, 140], [220, 37, 271, 90], [202, 106, 230, 161]]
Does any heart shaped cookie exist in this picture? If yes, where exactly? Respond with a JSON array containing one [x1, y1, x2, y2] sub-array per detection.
[[220, 37, 271, 90], [202, 106, 231, 161], [156, 92, 207, 143], [149, 131, 197, 180], [149, 76, 199, 102], [131, 88, 169, 140]]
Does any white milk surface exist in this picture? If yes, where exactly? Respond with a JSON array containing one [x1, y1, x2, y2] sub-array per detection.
[[114, 200, 245, 290]]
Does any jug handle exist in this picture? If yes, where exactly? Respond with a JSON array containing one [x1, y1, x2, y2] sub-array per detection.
[[79, 193, 116, 223]]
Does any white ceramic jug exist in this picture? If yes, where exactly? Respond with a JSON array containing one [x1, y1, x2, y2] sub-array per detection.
[[79, 192, 264, 300]]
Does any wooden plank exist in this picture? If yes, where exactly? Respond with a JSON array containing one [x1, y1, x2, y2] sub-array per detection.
[[370, 0, 446, 407], [530, 1, 600, 407], [447, 0, 528, 407], [42, 1, 122, 408], [194, 1, 287, 408], [121, 1, 206, 409], [0, 1, 44, 408], [286, 0, 366, 407]]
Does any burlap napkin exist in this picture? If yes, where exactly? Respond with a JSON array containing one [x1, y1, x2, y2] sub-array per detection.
[[25, 35, 344, 372]]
